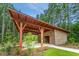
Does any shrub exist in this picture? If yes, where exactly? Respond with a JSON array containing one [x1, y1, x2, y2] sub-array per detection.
[[68, 37, 76, 43], [23, 32, 38, 55], [0, 29, 18, 55]]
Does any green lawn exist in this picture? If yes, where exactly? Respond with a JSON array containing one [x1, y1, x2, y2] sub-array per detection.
[[42, 48, 79, 56]]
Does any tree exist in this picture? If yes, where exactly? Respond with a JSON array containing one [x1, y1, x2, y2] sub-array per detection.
[[37, 3, 79, 43], [0, 3, 18, 42]]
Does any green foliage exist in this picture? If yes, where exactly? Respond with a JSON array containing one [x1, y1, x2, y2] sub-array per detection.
[[0, 41, 13, 55], [68, 21, 79, 43], [4, 30, 13, 42], [4, 42, 12, 55], [37, 3, 79, 43], [0, 3, 18, 43], [23, 32, 38, 46], [68, 37, 76, 43], [0, 29, 18, 55], [23, 32, 38, 55]]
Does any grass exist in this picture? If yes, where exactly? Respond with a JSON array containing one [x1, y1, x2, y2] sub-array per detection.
[[42, 48, 79, 56]]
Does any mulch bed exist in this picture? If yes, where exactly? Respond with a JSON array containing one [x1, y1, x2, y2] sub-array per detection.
[[21, 46, 48, 56], [60, 43, 79, 49], [0, 46, 48, 56]]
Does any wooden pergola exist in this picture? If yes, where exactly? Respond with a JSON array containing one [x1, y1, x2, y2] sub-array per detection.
[[8, 8, 68, 50]]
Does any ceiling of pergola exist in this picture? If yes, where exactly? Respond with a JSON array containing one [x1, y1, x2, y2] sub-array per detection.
[[8, 8, 69, 35]]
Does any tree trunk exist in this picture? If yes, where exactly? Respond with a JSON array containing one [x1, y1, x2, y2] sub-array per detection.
[[1, 13, 5, 41]]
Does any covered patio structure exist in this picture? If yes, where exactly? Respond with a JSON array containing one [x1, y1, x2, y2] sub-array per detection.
[[8, 8, 69, 50]]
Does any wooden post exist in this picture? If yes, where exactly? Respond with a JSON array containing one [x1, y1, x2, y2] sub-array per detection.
[[19, 22, 23, 49], [40, 27, 44, 48]]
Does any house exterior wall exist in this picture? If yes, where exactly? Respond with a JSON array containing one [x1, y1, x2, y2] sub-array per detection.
[[44, 31, 55, 44], [54, 30, 67, 45], [40, 29, 67, 45]]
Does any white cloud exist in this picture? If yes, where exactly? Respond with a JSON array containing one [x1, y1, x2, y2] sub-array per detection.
[[26, 4, 43, 13]]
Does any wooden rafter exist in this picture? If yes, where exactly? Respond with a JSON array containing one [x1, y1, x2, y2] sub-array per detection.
[[22, 24, 27, 31], [8, 8, 69, 33]]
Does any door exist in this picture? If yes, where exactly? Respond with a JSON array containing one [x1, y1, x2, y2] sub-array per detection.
[[45, 36, 50, 43]]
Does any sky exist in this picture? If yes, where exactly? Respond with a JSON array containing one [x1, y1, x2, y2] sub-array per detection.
[[13, 3, 48, 18]]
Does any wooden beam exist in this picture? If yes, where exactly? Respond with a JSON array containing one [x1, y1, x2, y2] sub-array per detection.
[[22, 24, 27, 31], [13, 18, 20, 30], [40, 27, 44, 48], [25, 28, 40, 33], [22, 20, 53, 31], [19, 22, 23, 49]]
